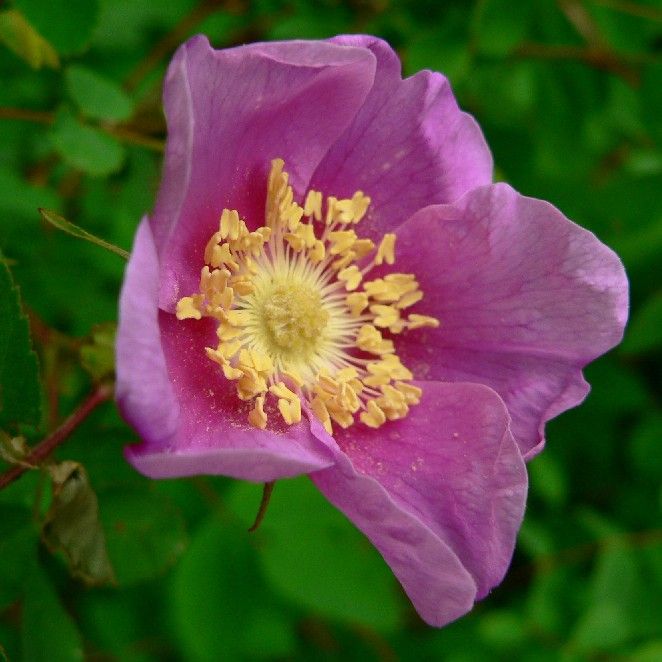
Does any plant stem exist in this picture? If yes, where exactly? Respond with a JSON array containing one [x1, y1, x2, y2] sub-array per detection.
[[0, 107, 164, 152], [248, 481, 276, 532], [0, 383, 113, 491]]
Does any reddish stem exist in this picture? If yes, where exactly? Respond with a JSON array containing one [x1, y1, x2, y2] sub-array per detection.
[[0, 383, 113, 490]]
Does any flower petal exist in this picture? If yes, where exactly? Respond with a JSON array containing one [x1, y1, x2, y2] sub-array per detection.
[[117, 221, 335, 482], [309, 34, 493, 239], [116, 217, 179, 445], [151, 35, 377, 310], [309, 381, 527, 627], [393, 184, 629, 458]]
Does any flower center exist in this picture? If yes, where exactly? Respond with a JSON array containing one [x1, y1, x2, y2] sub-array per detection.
[[176, 159, 439, 434], [259, 279, 328, 354]]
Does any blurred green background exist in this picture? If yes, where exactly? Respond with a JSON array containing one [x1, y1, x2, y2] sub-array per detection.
[[1, 0, 661, 660]]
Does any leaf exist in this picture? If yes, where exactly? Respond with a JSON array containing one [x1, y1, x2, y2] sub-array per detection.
[[0, 505, 36, 609], [65, 65, 134, 122], [622, 292, 662, 355], [228, 477, 402, 630], [0, 251, 41, 429], [39, 208, 129, 259], [21, 563, 84, 662], [171, 515, 296, 661], [13, 0, 99, 56], [42, 461, 116, 586], [571, 542, 662, 652], [629, 412, 662, 479], [80, 323, 117, 381], [528, 451, 568, 508], [98, 488, 188, 586], [49, 107, 126, 177], [0, 9, 59, 69]]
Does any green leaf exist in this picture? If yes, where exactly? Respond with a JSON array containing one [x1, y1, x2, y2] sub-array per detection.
[[477, 610, 526, 652], [49, 108, 126, 177], [21, 563, 84, 662], [229, 477, 402, 630], [39, 208, 129, 259], [474, 0, 533, 56], [571, 542, 662, 652], [0, 251, 41, 429], [528, 452, 568, 508], [622, 292, 662, 355], [65, 65, 134, 122], [630, 642, 662, 662], [171, 515, 296, 661], [13, 0, 99, 56], [0, 9, 59, 69], [42, 461, 116, 586], [0, 504, 36, 609], [80, 322, 117, 381], [99, 487, 188, 586], [629, 412, 662, 479]]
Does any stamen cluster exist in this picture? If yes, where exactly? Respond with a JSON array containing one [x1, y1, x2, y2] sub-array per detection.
[[176, 159, 439, 434]]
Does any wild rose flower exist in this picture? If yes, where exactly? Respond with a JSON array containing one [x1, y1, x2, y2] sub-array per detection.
[[116, 35, 628, 626]]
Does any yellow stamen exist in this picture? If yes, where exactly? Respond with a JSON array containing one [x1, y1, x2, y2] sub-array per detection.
[[248, 395, 268, 429], [175, 159, 436, 434], [375, 233, 396, 265]]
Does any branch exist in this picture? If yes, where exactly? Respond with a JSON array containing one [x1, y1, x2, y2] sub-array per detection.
[[0, 383, 113, 491], [0, 107, 164, 152]]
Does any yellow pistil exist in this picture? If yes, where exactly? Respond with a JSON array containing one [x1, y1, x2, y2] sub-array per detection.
[[175, 158, 439, 434]]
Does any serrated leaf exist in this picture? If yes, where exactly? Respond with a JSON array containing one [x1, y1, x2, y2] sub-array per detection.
[[42, 461, 116, 586], [80, 323, 117, 381], [21, 562, 84, 662], [0, 251, 41, 429], [49, 108, 126, 177], [0, 9, 59, 69], [13, 0, 99, 56], [65, 65, 134, 122], [39, 208, 129, 259]]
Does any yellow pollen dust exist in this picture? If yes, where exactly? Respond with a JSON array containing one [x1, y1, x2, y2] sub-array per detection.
[[176, 158, 440, 434]]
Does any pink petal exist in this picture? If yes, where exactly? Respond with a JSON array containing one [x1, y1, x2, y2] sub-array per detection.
[[309, 35, 493, 240], [117, 221, 335, 482], [393, 184, 629, 458], [151, 35, 377, 311], [116, 218, 179, 445], [309, 381, 527, 627]]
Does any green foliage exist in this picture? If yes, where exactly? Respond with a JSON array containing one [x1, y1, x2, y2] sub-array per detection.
[[39, 208, 130, 260], [0, 9, 59, 69], [49, 108, 126, 176], [0, 252, 41, 430], [13, 0, 99, 56], [65, 65, 134, 122], [98, 487, 188, 586], [228, 478, 402, 630], [0, 0, 660, 659], [21, 563, 84, 662]]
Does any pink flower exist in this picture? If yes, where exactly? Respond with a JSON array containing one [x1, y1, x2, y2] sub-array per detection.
[[116, 35, 628, 626]]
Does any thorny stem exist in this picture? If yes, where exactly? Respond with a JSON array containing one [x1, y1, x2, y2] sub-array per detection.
[[0, 383, 113, 491], [248, 481, 276, 532]]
